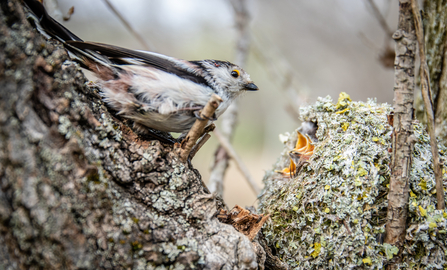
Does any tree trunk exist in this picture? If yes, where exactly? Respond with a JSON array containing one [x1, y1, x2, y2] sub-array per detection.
[[0, 1, 262, 269], [384, 0, 416, 267]]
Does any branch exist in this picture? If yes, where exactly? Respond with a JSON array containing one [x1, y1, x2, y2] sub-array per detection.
[[411, 0, 445, 210], [179, 94, 222, 162], [384, 0, 416, 256]]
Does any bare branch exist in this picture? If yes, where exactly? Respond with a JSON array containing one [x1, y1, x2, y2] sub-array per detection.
[[188, 133, 212, 160], [411, 0, 445, 210], [101, 0, 155, 51], [385, 0, 416, 257], [179, 94, 222, 162]]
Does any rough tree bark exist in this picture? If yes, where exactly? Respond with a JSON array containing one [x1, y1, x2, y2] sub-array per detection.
[[0, 0, 263, 269], [384, 0, 416, 267]]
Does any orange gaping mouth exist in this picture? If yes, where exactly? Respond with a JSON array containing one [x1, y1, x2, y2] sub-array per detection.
[[278, 131, 315, 177]]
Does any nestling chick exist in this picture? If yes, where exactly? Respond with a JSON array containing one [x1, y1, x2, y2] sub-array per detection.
[[24, 0, 258, 134]]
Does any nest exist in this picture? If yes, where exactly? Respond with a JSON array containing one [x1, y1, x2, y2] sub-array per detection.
[[259, 93, 447, 269]]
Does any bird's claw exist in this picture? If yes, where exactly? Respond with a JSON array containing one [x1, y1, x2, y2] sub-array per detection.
[[194, 110, 217, 121]]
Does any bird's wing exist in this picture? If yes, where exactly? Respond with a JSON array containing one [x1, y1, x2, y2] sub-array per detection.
[[66, 41, 210, 87]]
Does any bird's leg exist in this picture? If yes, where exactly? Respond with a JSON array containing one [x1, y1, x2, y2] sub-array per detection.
[[194, 110, 217, 121]]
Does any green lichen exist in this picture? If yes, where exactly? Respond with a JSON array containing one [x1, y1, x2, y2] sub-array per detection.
[[132, 241, 143, 251], [260, 94, 447, 269]]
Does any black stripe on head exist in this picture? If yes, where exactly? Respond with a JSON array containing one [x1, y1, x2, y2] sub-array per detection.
[[214, 60, 233, 68], [189, 60, 235, 92], [198, 60, 233, 69], [188, 60, 217, 90]]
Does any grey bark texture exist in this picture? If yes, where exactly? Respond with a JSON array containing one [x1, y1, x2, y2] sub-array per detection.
[[384, 0, 416, 265], [0, 0, 263, 269]]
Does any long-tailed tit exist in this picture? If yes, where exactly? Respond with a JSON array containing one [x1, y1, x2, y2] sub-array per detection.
[[24, 0, 258, 134]]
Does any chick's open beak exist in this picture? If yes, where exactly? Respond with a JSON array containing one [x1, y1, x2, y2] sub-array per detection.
[[244, 83, 258, 91]]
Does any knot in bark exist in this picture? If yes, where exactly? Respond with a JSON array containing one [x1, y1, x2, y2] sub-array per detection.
[[393, 30, 404, 40]]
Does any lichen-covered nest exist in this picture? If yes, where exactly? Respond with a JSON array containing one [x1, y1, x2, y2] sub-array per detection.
[[259, 94, 447, 269]]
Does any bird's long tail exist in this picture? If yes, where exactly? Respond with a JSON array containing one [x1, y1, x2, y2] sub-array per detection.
[[24, 0, 115, 71], [24, 0, 82, 43]]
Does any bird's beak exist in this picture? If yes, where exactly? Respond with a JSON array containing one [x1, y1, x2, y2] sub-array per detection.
[[244, 83, 258, 91]]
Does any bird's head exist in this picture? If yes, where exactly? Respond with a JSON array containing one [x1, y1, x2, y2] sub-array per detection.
[[198, 60, 258, 97]]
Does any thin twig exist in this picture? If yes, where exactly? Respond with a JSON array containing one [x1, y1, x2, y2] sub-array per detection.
[[179, 94, 222, 162], [101, 0, 155, 51], [411, 0, 445, 210], [213, 128, 261, 195], [189, 133, 211, 160]]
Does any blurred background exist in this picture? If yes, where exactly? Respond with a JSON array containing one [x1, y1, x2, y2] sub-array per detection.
[[51, 0, 398, 207]]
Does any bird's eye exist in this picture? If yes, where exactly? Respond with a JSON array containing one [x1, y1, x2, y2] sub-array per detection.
[[231, 70, 240, 78]]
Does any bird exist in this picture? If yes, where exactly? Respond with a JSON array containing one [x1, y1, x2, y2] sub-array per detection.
[[23, 0, 258, 136]]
